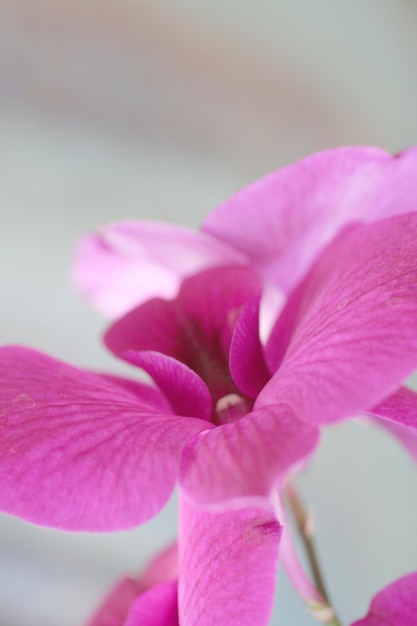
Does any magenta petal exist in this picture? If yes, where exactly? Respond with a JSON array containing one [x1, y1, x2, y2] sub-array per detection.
[[178, 492, 281, 626], [0, 346, 210, 530], [125, 582, 179, 626], [229, 297, 270, 399], [351, 572, 417, 626], [258, 214, 417, 425], [72, 221, 248, 317], [203, 147, 417, 293], [367, 387, 417, 460], [180, 405, 319, 506], [125, 351, 212, 421]]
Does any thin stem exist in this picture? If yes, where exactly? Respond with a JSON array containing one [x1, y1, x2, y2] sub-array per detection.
[[284, 481, 344, 626]]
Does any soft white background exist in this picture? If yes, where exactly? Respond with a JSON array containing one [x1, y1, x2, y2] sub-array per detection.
[[0, 1, 416, 624]]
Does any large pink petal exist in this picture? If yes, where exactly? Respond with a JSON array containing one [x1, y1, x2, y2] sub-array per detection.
[[351, 572, 417, 626], [180, 405, 319, 506], [257, 214, 417, 425], [203, 146, 417, 293], [125, 582, 178, 626], [72, 221, 248, 317], [105, 266, 261, 406], [0, 346, 210, 531], [366, 386, 417, 461], [178, 493, 281, 626]]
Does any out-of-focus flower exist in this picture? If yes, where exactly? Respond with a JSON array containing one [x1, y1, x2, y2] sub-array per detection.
[[86, 543, 178, 626]]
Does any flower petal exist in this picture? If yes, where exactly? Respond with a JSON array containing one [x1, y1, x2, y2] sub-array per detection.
[[124, 351, 212, 422], [351, 572, 417, 626], [180, 405, 319, 506], [125, 582, 179, 626], [178, 492, 281, 626], [258, 214, 417, 425], [72, 221, 248, 317], [0, 346, 209, 530], [366, 387, 417, 461], [229, 297, 271, 399], [203, 146, 417, 293]]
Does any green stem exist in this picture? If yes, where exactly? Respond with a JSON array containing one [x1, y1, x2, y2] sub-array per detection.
[[284, 482, 344, 626]]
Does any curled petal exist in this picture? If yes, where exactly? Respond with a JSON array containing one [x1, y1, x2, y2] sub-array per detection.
[[178, 492, 281, 626], [203, 146, 417, 293], [258, 214, 417, 425], [72, 221, 248, 317], [351, 572, 417, 626], [125, 351, 212, 422], [229, 297, 271, 399], [180, 405, 319, 506], [0, 347, 209, 530]]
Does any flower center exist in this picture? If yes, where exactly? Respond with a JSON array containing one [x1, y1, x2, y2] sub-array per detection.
[[214, 393, 251, 426]]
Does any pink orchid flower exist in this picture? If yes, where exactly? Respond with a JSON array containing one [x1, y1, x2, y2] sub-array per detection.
[[1, 146, 416, 624]]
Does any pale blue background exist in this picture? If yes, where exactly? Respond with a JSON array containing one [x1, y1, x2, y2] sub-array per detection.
[[0, 1, 416, 624]]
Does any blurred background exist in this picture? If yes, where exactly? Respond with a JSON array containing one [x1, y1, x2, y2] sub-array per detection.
[[1, 1, 417, 624]]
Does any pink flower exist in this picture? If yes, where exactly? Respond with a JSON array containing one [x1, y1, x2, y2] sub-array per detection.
[[1, 146, 417, 624]]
